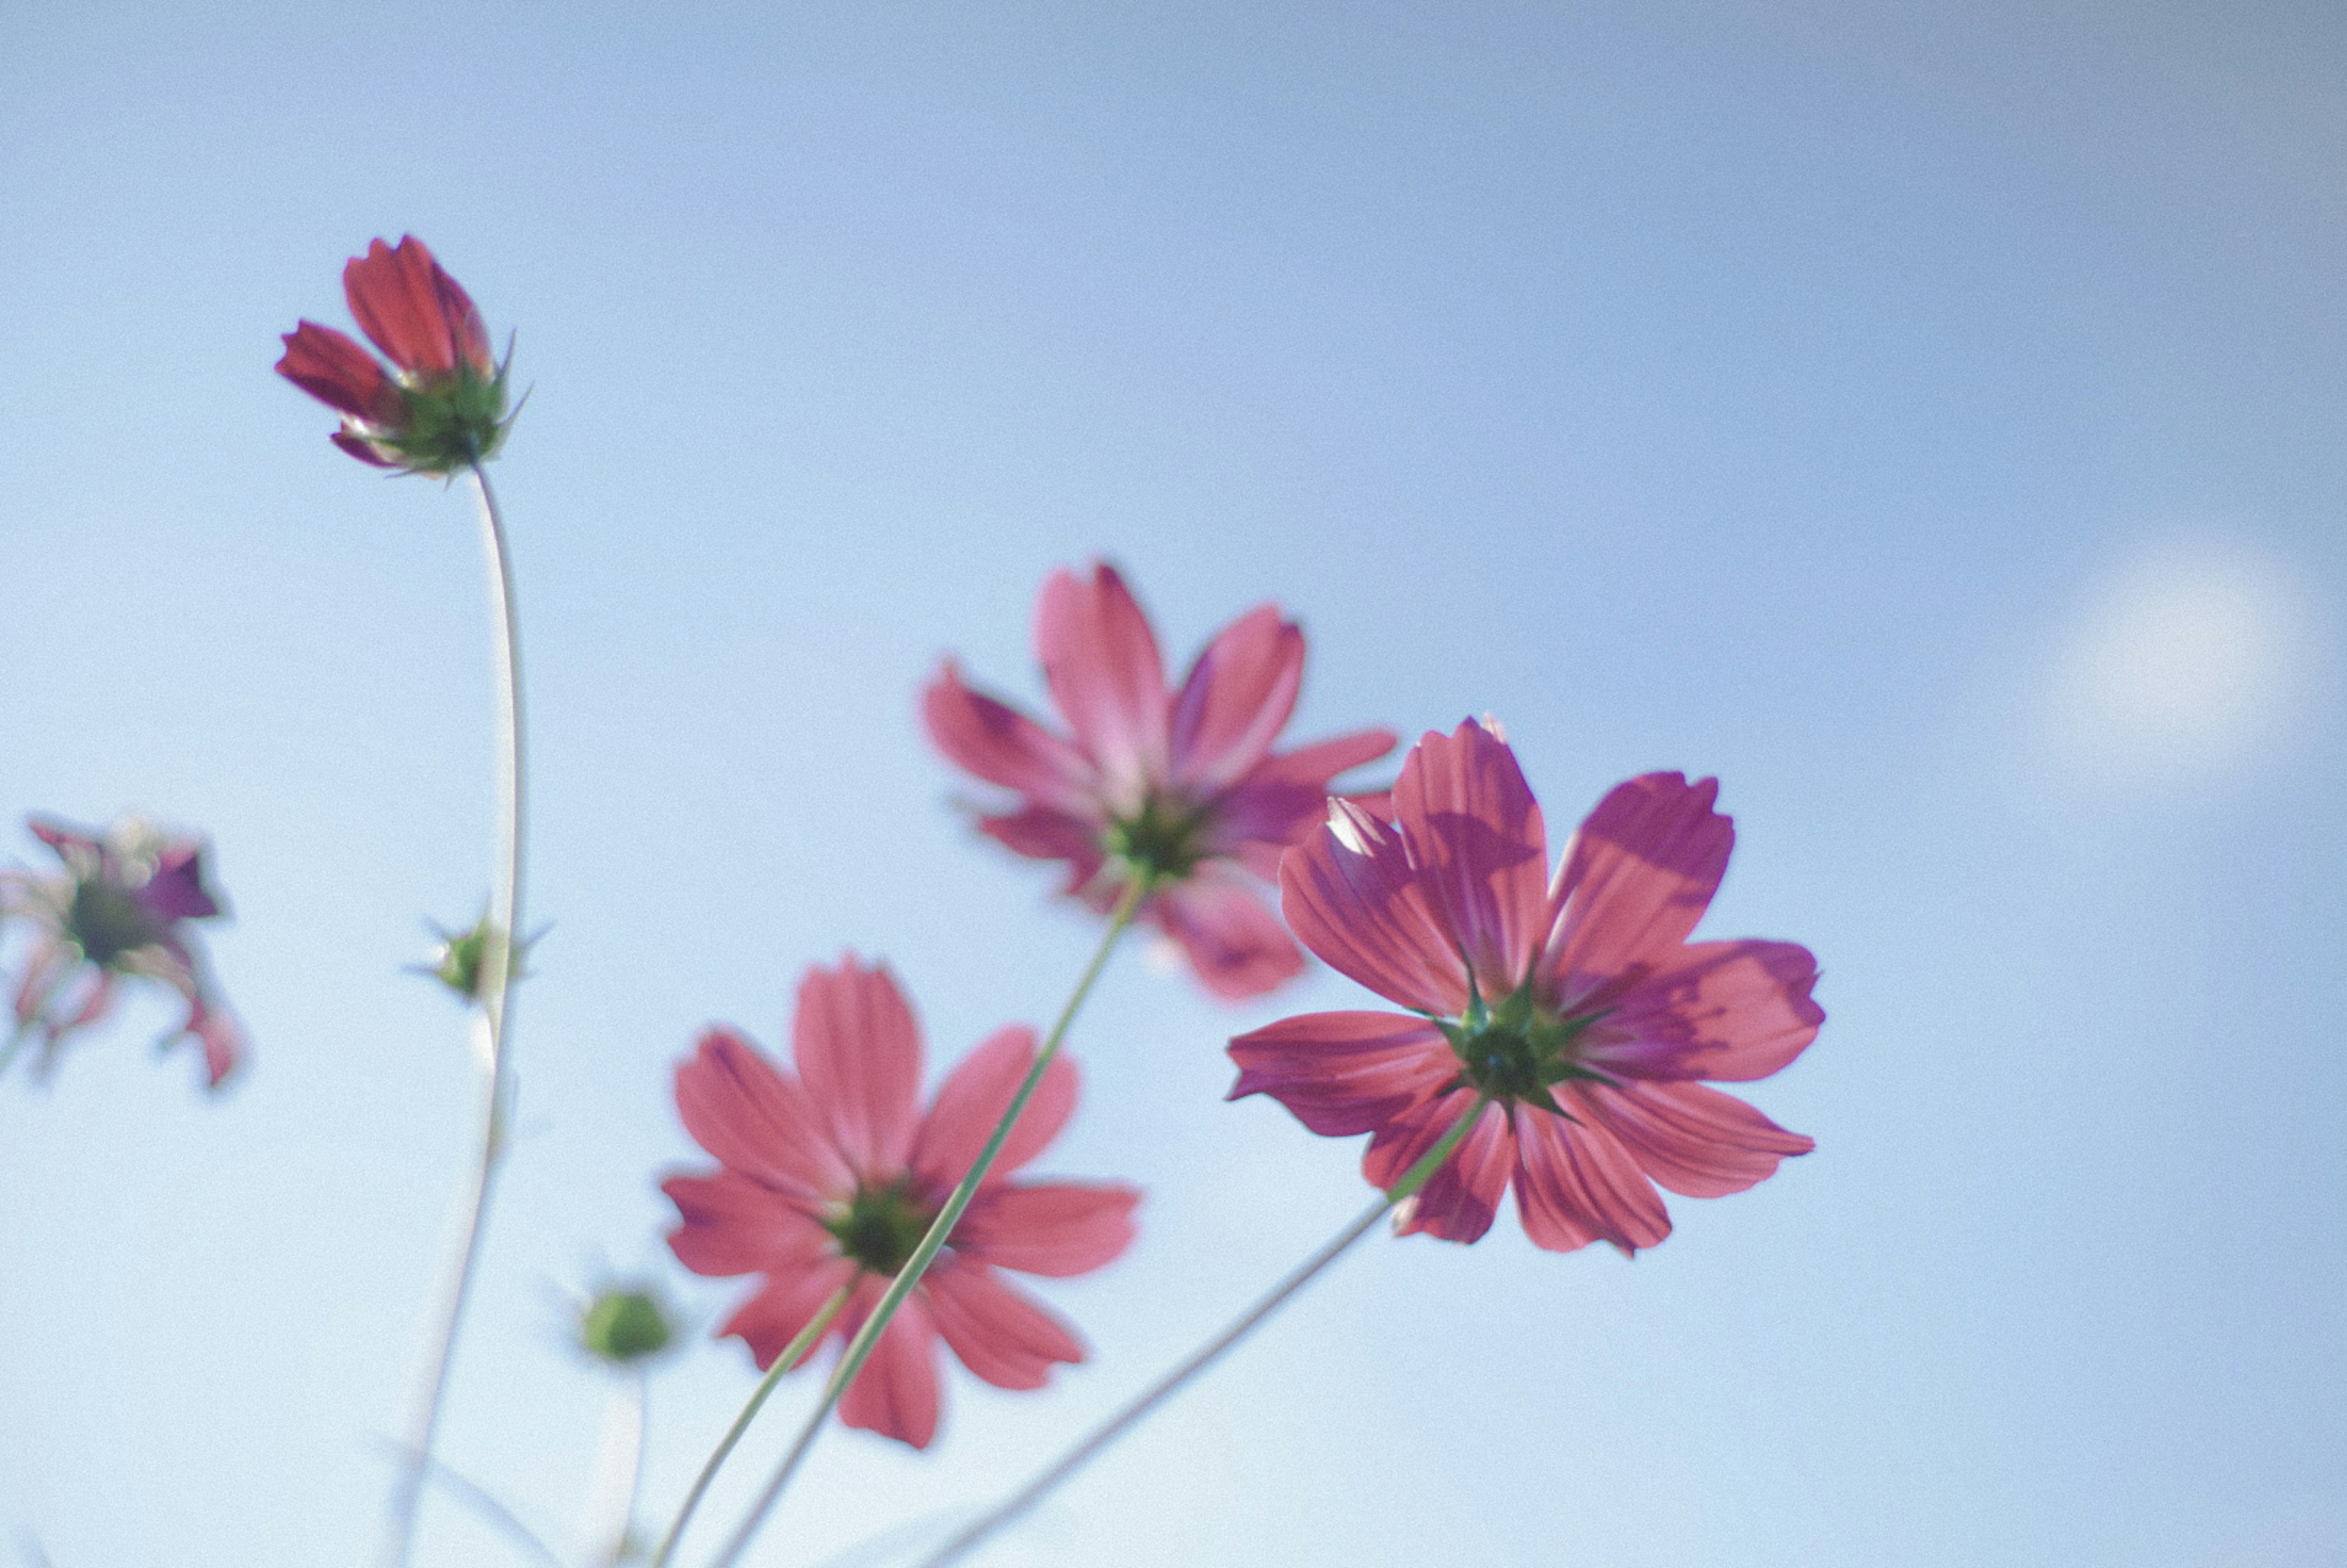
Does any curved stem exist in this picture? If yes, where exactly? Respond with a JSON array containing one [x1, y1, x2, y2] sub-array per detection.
[[911, 1095, 1493, 1568], [377, 465, 529, 1568], [370, 1438, 568, 1568], [708, 874, 1157, 1568], [648, 1282, 854, 1568]]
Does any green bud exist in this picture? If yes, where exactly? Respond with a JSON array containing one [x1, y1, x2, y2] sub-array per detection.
[[579, 1288, 672, 1365]]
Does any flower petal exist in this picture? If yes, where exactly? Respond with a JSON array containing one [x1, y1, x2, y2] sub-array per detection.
[[1169, 605, 1303, 794], [1226, 1010, 1455, 1137], [955, 1180, 1139, 1277], [1208, 727, 1398, 859], [909, 1026, 1076, 1195], [924, 1261, 1087, 1391], [922, 659, 1098, 815], [1391, 720, 1549, 1001], [1578, 1079, 1813, 1198], [344, 236, 463, 378], [1036, 563, 1169, 805], [1510, 1101, 1672, 1255], [182, 994, 243, 1090], [673, 1027, 853, 1204], [663, 1168, 834, 1278], [718, 1253, 859, 1371], [977, 805, 1106, 892], [1538, 772, 1733, 1004], [1366, 1091, 1511, 1244], [275, 322, 403, 423], [1582, 939, 1823, 1083], [329, 430, 399, 467], [1147, 870, 1306, 1000], [1280, 799, 1471, 1016], [836, 1283, 944, 1448], [792, 957, 924, 1179], [138, 843, 221, 922]]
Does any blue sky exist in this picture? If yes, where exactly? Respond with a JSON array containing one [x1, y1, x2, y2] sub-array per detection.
[[2, 4, 2341, 1566]]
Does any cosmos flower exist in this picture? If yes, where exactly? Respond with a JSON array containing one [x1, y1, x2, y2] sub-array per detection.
[[275, 235, 513, 474], [1, 815, 244, 1089], [663, 956, 1140, 1448], [1229, 721, 1821, 1253], [924, 562, 1395, 1000]]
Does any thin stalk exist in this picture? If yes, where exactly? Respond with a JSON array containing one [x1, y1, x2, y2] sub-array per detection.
[[376, 464, 529, 1568], [581, 1369, 648, 1568], [370, 1439, 568, 1568], [707, 874, 1157, 1568], [911, 1095, 1494, 1568], [647, 1283, 854, 1568]]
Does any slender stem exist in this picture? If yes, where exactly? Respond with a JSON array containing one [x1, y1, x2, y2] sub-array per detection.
[[376, 465, 530, 1568], [581, 1369, 648, 1568], [647, 1283, 854, 1568], [370, 1438, 568, 1568], [911, 1095, 1493, 1568], [708, 874, 1157, 1568]]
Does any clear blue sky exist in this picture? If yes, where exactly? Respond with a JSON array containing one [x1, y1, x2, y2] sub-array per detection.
[[2, 4, 2341, 1566]]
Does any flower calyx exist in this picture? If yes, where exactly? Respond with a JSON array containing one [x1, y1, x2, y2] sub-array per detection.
[[825, 1178, 941, 1277], [417, 912, 537, 1006], [1436, 979, 1611, 1118], [1099, 793, 1211, 885]]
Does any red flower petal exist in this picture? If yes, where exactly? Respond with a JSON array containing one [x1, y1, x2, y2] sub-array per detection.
[[1584, 939, 1824, 1083], [1208, 727, 1398, 857], [924, 1261, 1087, 1391], [792, 956, 924, 1179], [954, 1180, 1140, 1277], [714, 1253, 859, 1371], [1226, 1010, 1455, 1137], [673, 1026, 853, 1204], [1169, 604, 1303, 794], [1280, 799, 1471, 1016], [1390, 720, 1551, 1002], [1510, 1102, 1672, 1255], [977, 804, 1106, 892], [908, 1025, 1076, 1195], [1367, 1090, 1511, 1244], [663, 1168, 834, 1278], [329, 431, 399, 467], [275, 321, 402, 423], [345, 236, 463, 378], [1036, 563, 1170, 806], [1147, 869, 1307, 1000], [1576, 1079, 1813, 1199], [1538, 772, 1733, 1005], [836, 1282, 943, 1448], [922, 659, 1098, 815]]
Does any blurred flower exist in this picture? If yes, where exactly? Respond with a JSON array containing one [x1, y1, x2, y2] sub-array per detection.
[[579, 1285, 676, 1366], [276, 235, 513, 474], [1229, 722, 1821, 1253], [663, 956, 1139, 1449], [1, 815, 244, 1089], [414, 910, 537, 1006], [925, 562, 1395, 999]]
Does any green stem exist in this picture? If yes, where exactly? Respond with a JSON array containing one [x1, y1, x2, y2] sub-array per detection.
[[910, 1094, 1493, 1568], [377, 464, 529, 1568], [707, 873, 1157, 1568], [647, 1281, 854, 1568]]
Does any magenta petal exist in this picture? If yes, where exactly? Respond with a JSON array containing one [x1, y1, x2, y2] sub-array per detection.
[[183, 995, 243, 1089], [1370, 1091, 1510, 1244], [1280, 799, 1471, 1016], [1036, 563, 1170, 804], [674, 1027, 853, 1204], [1511, 1101, 1672, 1255], [924, 1261, 1087, 1391], [1580, 1079, 1813, 1198], [1148, 870, 1307, 1001], [1169, 604, 1304, 794], [275, 321, 402, 423], [329, 430, 398, 467], [138, 843, 221, 921], [1226, 1010, 1456, 1137], [977, 805, 1106, 891], [663, 1168, 834, 1278], [718, 1253, 859, 1371], [792, 957, 924, 1179], [1540, 772, 1734, 1000], [1391, 720, 1550, 1002], [837, 1283, 943, 1448], [922, 659, 1098, 815], [909, 1026, 1076, 1193], [344, 237, 454, 377], [955, 1180, 1139, 1277], [1584, 939, 1824, 1082]]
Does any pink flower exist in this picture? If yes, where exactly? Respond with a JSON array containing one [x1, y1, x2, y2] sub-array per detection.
[[1, 816, 244, 1088], [276, 235, 512, 474], [1229, 722, 1821, 1253], [924, 563, 1396, 1000], [663, 956, 1140, 1449]]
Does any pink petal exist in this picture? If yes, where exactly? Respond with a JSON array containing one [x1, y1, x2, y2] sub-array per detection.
[[954, 1180, 1139, 1277], [836, 1283, 944, 1448], [673, 1027, 853, 1204], [1035, 563, 1170, 806], [1225, 1010, 1456, 1137], [330, 431, 399, 467], [922, 659, 1098, 815], [977, 805, 1106, 892], [1582, 939, 1823, 1083], [1390, 721, 1550, 1002], [792, 957, 924, 1179], [1510, 1101, 1672, 1255], [274, 321, 402, 423], [719, 1254, 860, 1371], [1280, 799, 1471, 1016], [924, 1261, 1087, 1391], [1578, 1079, 1812, 1198], [662, 1168, 834, 1278], [138, 843, 221, 922], [1366, 1091, 1511, 1244], [1208, 726, 1398, 858], [345, 236, 461, 378], [1147, 870, 1307, 1000], [1169, 604, 1303, 794], [909, 1026, 1076, 1195], [428, 259, 494, 378], [182, 995, 243, 1090], [1538, 772, 1733, 1004]]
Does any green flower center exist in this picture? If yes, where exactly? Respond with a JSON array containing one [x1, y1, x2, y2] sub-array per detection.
[[1440, 981, 1611, 1115], [1101, 793, 1211, 882], [825, 1179, 940, 1276], [68, 877, 162, 967]]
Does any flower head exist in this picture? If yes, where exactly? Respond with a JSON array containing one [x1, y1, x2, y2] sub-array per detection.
[[663, 956, 1140, 1448], [1, 815, 244, 1088], [276, 235, 513, 474], [925, 562, 1395, 1000], [1229, 722, 1821, 1253], [578, 1284, 677, 1367]]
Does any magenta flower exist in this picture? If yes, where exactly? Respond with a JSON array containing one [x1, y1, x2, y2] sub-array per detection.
[[276, 235, 512, 474], [925, 562, 1396, 1000], [663, 956, 1140, 1449], [1, 816, 244, 1089], [1229, 721, 1821, 1253]]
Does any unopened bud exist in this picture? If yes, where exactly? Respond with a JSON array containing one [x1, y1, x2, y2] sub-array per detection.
[[579, 1288, 672, 1365]]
